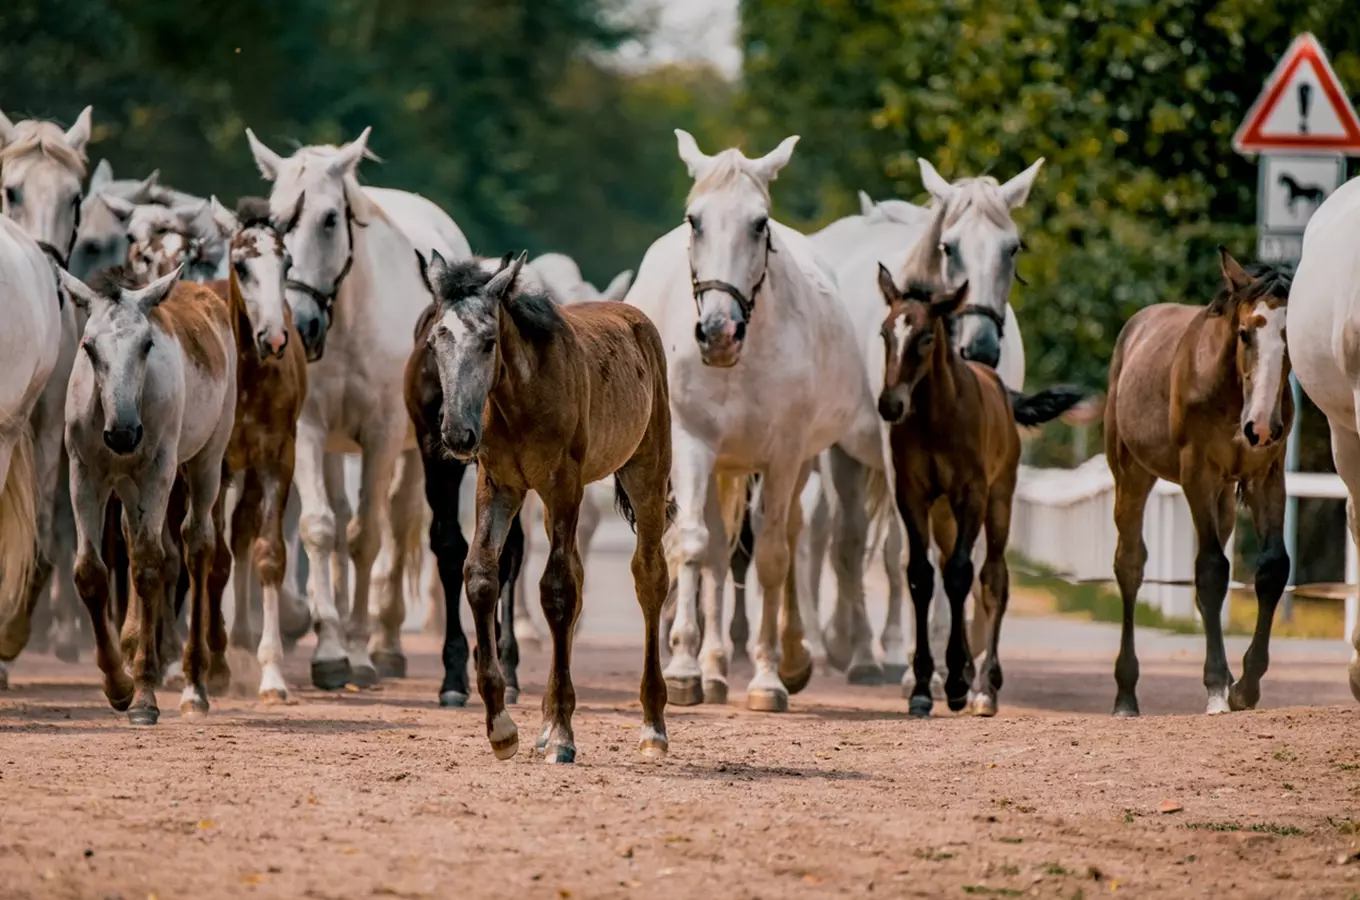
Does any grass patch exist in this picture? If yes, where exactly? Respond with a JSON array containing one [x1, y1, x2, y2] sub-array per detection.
[[1336, 762, 1360, 771], [962, 888, 1025, 897], [1183, 821, 1308, 836], [1045, 863, 1074, 876], [997, 836, 1025, 844], [1009, 554, 1201, 634], [916, 848, 956, 862]]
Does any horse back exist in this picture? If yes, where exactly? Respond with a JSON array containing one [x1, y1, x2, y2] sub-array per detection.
[[149, 282, 235, 382], [966, 361, 1022, 486]]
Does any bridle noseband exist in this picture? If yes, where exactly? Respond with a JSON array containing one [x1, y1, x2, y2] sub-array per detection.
[[955, 302, 1005, 338], [281, 192, 357, 327], [689, 225, 774, 322]]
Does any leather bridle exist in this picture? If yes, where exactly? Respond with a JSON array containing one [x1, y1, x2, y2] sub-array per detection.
[[279, 191, 357, 328], [689, 225, 774, 322]]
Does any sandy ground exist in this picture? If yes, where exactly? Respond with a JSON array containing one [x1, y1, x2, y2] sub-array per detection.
[[5, 512, 1360, 899]]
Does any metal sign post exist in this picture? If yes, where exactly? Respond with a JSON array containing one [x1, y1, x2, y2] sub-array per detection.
[[1233, 33, 1360, 617]]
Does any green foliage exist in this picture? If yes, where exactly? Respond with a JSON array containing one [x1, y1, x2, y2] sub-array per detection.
[[0, 0, 736, 284], [741, 0, 1360, 389]]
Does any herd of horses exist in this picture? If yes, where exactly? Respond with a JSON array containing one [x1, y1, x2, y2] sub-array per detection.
[[0, 102, 1352, 764]]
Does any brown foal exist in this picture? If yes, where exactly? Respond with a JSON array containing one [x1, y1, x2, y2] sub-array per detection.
[[1106, 248, 1292, 716], [877, 260, 1083, 717], [420, 251, 673, 763]]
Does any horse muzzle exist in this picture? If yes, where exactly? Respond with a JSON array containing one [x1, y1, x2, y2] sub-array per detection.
[[441, 425, 481, 461], [103, 423, 144, 455], [1243, 418, 1285, 448], [877, 391, 909, 424], [255, 328, 290, 362], [694, 317, 746, 368]]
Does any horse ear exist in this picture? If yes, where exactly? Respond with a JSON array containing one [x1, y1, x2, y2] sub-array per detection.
[[0, 109, 13, 147], [209, 196, 238, 240], [174, 200, 211, 233], [100, 193, 136, 223], [877, 263, 901, 306], [424, 249, 449, 296], [1218, 245, 1252, 293], [601, 268, 633, 302], [749, 135, 799, 184], [930, 280, 970, 316], [486, 251, 526, 301], [89, 159, 114, 194], [858, 190, 875, 217], [918, 158, 958, 204], [1000, 157, 1045, 209], [128, 169, 160, 204], [64, 106, 93, 154], [675, 129, 715, 179], [56, 268, 101, 313], [246, 128, 283, 182], [327, 127, 372, 178], [127, 265, 182, 312]]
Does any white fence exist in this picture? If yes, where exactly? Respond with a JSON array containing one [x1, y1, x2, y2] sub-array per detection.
[[1011, 458, 1358, 639]]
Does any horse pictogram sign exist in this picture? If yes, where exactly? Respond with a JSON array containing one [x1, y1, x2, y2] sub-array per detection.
[[1233, 33, 1360, 155]]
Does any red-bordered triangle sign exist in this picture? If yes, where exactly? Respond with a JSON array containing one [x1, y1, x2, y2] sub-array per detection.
[[1234, 33, 1360, 154]]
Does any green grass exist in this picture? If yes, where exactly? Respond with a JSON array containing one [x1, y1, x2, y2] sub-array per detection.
[[1183, 821, 1308, 836], [1009, 553, 1202, 635], [962, 888, 1025, 897]]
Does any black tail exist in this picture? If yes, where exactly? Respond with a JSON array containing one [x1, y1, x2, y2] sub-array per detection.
[[665, 480, 679, 527], [1008, 385, 1086, 427], [614, 476, 637, 533]]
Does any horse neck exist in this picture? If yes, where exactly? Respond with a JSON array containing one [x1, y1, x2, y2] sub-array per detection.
[[330, 209, 410, 339], [487, 314, 554, 433], [225, 273, 253, 369], [916, 319, 968, 421], [1183, 312, 1242, 409]]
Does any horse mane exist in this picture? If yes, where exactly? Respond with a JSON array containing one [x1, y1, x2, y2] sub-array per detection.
[[85, 265, 140, 297], [942, 177, 1014, 230], [1209, 261, 1294, 315], [432, 258, 564, 345], [235, 196, 273, 230], [0, 120, 87, 176], [687, 150, 772, 205], [269, 145, 381, 228]]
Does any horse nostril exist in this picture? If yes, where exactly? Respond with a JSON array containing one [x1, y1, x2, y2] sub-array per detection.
[[1244, 422, 1259, 446], [694, 322, 707, 345], [734, 321, 747, 342], [103, 424, 143, 454], [1271, 423, 1284, 442]]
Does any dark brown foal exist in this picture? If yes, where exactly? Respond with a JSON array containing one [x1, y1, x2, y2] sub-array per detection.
[[420, 251, 673, 762], [877, 263, 1083, 717], [1106, 248, 1292, 716]]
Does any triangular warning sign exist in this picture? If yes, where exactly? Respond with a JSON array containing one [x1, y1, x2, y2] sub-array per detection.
[[1234, 33, 1360, 154]]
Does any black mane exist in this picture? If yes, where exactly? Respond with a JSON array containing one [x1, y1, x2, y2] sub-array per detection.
[[86, 265, 140, 298], [430, 256, 564, 344], [235, 196, 273, 231], [1210, 259, 1293, 315]]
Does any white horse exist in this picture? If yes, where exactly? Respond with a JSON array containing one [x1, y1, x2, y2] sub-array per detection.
[[0, 109, 89, 679], [805, 160, 1041, 686], [1286, 173, 1360, 702], [72, 160, 198, 280], [0, 215, 64, 687], [247, 127, 470, 688], [630, 130, 882, 712]]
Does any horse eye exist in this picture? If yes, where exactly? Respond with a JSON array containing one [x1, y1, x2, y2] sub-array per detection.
[[142, 338, 154, 356], [482, 338, 497, 354], [4, 186, 20, 206], [322, 211, 338, 230], [687, 215, 701, 234], [752, 217, 768, 234]]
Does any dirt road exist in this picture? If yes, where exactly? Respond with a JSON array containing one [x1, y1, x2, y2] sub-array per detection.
[[2, 628, 1360, 900]]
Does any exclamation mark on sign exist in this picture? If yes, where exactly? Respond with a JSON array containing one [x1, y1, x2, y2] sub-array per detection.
[[1299, 82, 1312, 134]]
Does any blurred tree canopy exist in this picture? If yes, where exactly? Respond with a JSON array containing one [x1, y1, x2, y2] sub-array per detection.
[[0, 0, 736, 284]]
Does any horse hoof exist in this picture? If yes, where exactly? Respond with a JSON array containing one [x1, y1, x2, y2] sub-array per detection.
[[908, 695, 933, 718], [54, 642, 80, 665], [1350, 658, 1360, 705], [746, 687, 789, 713], [702, 679, 729, 705], [847, 662, 884, 686], [439, 690, 468, 708], [780, 659, 814, 696], [666, 677, 703, 706], [946, 693, 969, 713], [179, 699, 210, 721], [1205, 687, 1231, 715], [128, 706, 159, 727], [639, 726, 669, 758], [504, 685, 520, 706], [0, 666, 7, 691], [106, 678, 135, 712], [1228, 682, 1258, 712], [349, 664, 379, 689], [969, 694, 998, 717], [881, 663, 908, 684], [372, 650, 406, 680], [310, 658, 352, 691], [259, 688, 290, 705], [545, 745, 576, 764], [490, 710, 519, 760], [1112, 699, 1140, 718]]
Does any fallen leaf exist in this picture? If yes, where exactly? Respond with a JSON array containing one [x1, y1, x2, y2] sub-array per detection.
[[1158, 801, 1183, 814], [342, 847, 359, 855], [197, 820, 215, 829], [802, 874, 824, 884], [240, 874, 264, 885], [344, 684, 360, 693]]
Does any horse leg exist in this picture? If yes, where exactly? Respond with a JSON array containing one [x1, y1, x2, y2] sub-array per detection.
[[802, 469, 831, 671], [828, 446, 881, 685], [535, 477, 585, 763], [746, 460, 809, 712], [571, 487, 602, 638], [513, 490, 546, 652], [421, 535, 444, 635], [205, 473, 232, 697], [968, 481, 1014, 717], [1232, 463, 1288, 711], [178, 455, 226, 720], [422, 453, 471, 707], [125, 475, 172, 727], [617, 446, 672, 757], [278, 486, 312, 648], [662, 430, 716, 706], [156, 501, 185, 691], [70, 472, 131, 710], [497, 514, 526, 705], [899, 493, 936, 717], [371, 449, 424, 679], [323, 452, 352, 626], [1333, 426, 1360, 703], [939, 494, 983, 712], [49, 455, 83, 663], [345, 429, 403, 688], [728, 493, 755, 669], [696, 474, 732, 704], [1181, 463, 1234, 714], [880, 516, 909, 683], [1110, 449, 1155, 717], [295, 423, 349, 689], [465, 477, 524, 758]]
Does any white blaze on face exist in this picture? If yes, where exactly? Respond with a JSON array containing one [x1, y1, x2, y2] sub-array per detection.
[[890, 315, 913, 368], [1245, 301, 1288, 439]]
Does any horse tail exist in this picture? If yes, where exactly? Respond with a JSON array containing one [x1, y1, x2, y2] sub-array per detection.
[[863, 464, 896, 556], [1009, 385, 1088, 427], [717, 473, 753, 559], [613, 476, 638, 532], [0, 423, 38, 647]]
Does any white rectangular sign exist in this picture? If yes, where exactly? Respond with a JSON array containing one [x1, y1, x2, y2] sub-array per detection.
[[1259, 154, 1346, 231]]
